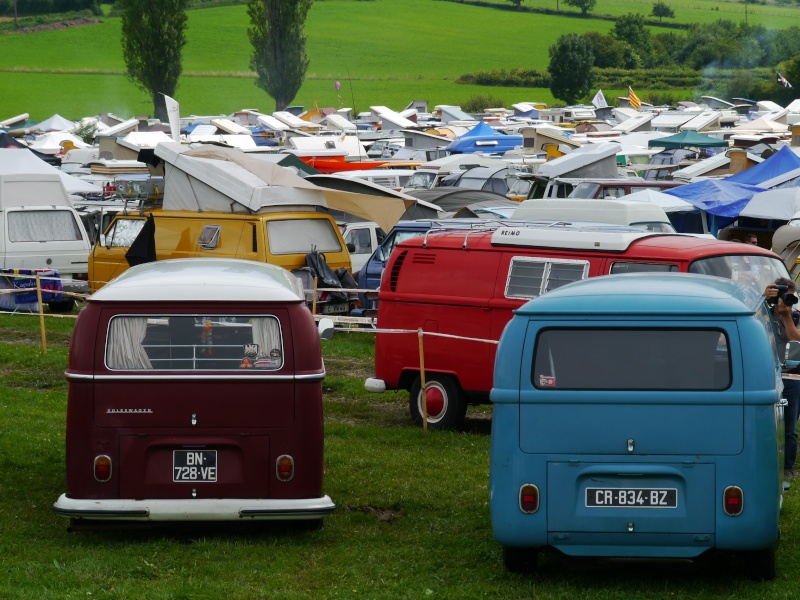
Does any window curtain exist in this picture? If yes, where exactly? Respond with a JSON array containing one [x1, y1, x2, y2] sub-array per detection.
[[107, 317, 152, 370], [251, 317, 281, 364], [8, 211, 82, 242]]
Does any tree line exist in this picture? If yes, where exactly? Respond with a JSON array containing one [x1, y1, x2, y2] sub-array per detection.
[[118, 0, 311, 121], [545, 14, 800, 105]]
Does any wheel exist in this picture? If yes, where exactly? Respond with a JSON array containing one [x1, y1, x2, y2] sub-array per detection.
[[48, 299, 76, 313], [746, 547, 777, 581], [408, 373, 467, 430], [503, 546, 539, 574]]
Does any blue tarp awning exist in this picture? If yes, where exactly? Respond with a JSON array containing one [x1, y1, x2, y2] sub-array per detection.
[[664, 179, 766, 217], [727, 146, 800, 186]]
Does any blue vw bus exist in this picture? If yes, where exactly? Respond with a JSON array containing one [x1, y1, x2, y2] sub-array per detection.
[[490, 273, 784, 579]]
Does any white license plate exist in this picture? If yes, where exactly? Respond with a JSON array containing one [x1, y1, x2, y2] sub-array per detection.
[[586, 487, 677, 508], [322, 302, 348, 314], [173, 450, 217, 482]]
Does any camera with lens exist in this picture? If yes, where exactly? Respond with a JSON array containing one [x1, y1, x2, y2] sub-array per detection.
[[769, 284, 799, 307]]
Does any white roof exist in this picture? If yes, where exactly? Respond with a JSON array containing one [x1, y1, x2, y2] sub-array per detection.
[[670, 153, 731, 181], [536, 141, 620, 179], [512, 198, 671, 224], [320, 113, 357, 132], [369, 106, 417, 131], [272, 111, 322, 129], [680, 111, 720, 131], [256, 114, 291, 131], [491, 226, 653, 251], [0, 147, 101, 194], [97, 118, 140, 137], [117, 131, 175, 150], [612, 112, 654, 133], [90, 258, 305, 303], [211, 118, 252, 135], [186, 134, 258, 148], [651, 112, 695, 130]]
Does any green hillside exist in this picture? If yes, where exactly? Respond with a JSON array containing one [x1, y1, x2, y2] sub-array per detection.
[[0, 0, 797, 120]]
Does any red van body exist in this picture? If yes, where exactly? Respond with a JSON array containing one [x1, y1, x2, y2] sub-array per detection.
[[53, 258, 335, 527], [368, 224, 790, 429]]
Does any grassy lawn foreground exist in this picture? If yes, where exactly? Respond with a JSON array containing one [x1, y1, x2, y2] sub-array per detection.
[[0, 313, 800, 598]]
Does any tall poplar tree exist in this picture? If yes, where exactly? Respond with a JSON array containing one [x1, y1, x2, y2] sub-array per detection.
[[119, 0, 188, 122], [248, 0, 313, 112]]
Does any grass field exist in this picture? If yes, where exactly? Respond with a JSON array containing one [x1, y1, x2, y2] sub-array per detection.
[[2, 312, 800, 598], [0, 0, 793, 121]]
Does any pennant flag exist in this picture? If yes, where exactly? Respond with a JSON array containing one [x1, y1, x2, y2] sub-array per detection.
[[591, 89, 608, 109], [162, 94, 181, 142], [628, 86, 642, 110], [778, 72, 793, 89]]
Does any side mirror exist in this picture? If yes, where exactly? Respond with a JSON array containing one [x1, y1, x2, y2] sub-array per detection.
[[318, 317, 335, 341], [787, 341, 800, 366], [346, 242, 356, 253]]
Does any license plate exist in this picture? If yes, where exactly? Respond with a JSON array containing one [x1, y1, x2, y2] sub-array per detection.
[[173, 450, 217, 482], [322, 302, 347, 314], [586, 487, 677, 508]]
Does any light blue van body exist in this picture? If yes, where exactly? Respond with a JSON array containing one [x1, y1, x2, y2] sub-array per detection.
[[490, 273, 784, 578]]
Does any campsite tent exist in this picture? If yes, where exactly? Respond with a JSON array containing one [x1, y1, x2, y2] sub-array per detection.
[[647, 130, 729, 149], [726, 145, 800, 186], [739, 188, 800, 220], [0, 147, 101, 194], [664, 179, 766, 234]]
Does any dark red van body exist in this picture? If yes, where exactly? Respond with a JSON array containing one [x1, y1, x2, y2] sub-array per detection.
[[369, 224, 790, 429], [53, 258, 335, 526]]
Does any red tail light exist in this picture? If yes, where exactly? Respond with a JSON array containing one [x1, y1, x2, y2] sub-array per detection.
[[94, 455, 112, 482], [519, 484, 540, 514], [723, 485, 744, 516], [276, 455, 294, 482]]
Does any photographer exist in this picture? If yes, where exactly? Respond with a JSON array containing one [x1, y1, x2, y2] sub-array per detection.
[[766, 278, 800, 482]]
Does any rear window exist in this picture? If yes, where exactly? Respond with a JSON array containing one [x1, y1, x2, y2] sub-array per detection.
[[533, 328, 730, 390], [267, 219, 342, 255], [8, 210, 83, 242], [105, 315, 283, 371]]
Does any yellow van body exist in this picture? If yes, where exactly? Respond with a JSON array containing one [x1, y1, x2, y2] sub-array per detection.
[[89, 209, 351, 292]]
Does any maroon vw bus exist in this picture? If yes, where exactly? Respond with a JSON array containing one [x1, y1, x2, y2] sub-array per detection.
[[53, 258, 335, 527]]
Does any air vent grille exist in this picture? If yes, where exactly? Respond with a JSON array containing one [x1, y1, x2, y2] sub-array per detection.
[[389, 250, 408, 291]]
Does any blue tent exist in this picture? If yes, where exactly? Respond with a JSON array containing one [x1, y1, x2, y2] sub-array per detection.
[[664, 179, 766, 235], [726, 145, 800, 186], [445, 121, 522, 154], [458, 121, 500, 138]]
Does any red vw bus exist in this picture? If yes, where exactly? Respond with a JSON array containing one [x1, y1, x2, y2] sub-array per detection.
[[53, 258, 336, 527], [367, 224, 791, 429]]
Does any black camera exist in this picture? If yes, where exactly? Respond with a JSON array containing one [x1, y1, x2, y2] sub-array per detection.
[[769, 284, 799, 306]]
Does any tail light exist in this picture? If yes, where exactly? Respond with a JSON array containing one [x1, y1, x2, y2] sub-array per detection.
[[723, 485, 744, 516], [519, 484, 540, 514], [74, 273, 89, 281], [94, 455, 112, 482], [276, 455, 294, 482]]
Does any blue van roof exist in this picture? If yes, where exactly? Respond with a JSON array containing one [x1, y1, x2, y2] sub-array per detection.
[[515, 272, 764, 317]]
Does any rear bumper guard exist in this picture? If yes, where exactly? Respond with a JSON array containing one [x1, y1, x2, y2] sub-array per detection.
[[52, 494, 335, 521]]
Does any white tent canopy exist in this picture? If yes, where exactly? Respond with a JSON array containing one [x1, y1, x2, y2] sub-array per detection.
[[34, 114, 77, 132], [739, 188, 800, 220], [620, 189, 695, 212], [0, 148, 101, 194]]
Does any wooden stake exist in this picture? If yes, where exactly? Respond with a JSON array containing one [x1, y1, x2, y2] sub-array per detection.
[[418, 328, 427, 434], [35, 274, 47, 355]]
